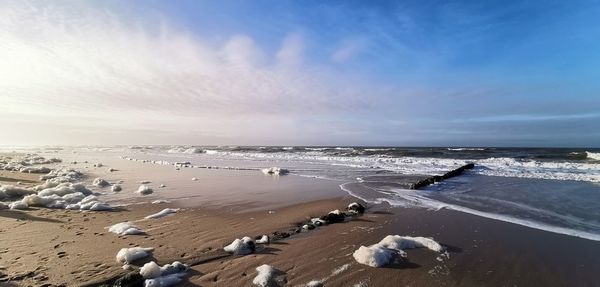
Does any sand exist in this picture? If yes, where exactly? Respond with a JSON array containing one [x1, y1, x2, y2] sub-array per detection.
[[2, 197, 599, 286]]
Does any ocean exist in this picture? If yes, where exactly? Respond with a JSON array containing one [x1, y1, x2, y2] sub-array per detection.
[[9, 145, 600, 241], [123, 145, 600, 241]]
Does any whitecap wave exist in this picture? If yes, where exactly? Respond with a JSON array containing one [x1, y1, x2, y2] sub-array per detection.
[[586, 151, 600, 160], [193, 150, 600, 183], [447, 148, 487, 151]]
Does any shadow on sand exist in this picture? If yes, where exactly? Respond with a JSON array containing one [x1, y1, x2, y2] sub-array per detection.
[[0, 210, 63, 223]]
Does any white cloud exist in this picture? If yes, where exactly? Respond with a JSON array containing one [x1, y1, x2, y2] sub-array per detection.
[[276, 33, 304, 66], [0, 1, 383, 145]]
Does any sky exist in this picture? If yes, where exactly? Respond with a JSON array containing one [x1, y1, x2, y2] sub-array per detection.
[[1, 0, 599, 147]]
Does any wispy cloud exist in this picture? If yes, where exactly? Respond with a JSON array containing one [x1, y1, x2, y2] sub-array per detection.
[[0, 1, 384, 144], [454, 113, 600, 123], [331, 38, 366, 63]]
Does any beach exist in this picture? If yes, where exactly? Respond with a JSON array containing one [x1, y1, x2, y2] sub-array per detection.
[[1, 147, 599, 286]]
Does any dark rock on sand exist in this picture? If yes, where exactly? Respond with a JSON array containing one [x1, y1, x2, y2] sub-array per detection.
[[96, 271, 144, 287], [321, 211, 346, 224]]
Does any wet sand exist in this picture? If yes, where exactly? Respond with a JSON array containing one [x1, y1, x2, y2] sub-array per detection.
[[2, 196, 599, 286]]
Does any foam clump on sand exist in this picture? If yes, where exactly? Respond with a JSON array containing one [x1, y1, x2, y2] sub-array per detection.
[[38, 169, 83, 186], [151, 199, 170, 204], [116, 247, 154, 264], [108, 222, 145, 236], [352, 245, 402, 268], [9, 201, 28, 210], [224, 236, 255, 255], [21, 194, 69, 209], [112, 184, 122, 192], [93, 178, 110, 187], [38, 182, 91, 197], [261, 167, 289, 175], [353, 235, 444, 267], [137, 185, 153, 195], [6, 186, 112, 211], [78, 195, 113, 211], [144, 273, 186, 287], [255, 235, 270, 244], [306, 281, 323, 287], [252, 264, 277, 287], [0, 155, 61, 173], [0, 185, 36, 198], [19, 166, 52, 173], [140, 261, 188, 279], [0, 165, 116, 212], [144, 208, 179, 219], [378, 235, 444, 252]]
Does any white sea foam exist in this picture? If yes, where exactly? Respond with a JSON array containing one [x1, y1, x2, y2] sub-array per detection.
[[38, 182, 91, 197], [151, 200, 170, 204], [447, 147, 486, 151], [144, 273, 186, 287], [93, 178, 110, 187], [167, 147, 204, 154], [137, 185, 153, 195], [224, 236, 254, 255], [189, 149, 600, 183], [252, 264, 276, 287], [9, 201, 28, 210], [0, 185, 36, 198], [140, 261, 187, 279], [116, 247, 154, 264], [0, 155, 61, 173], [144, 208, 179, 219], [19, 166, 52, 173], [151, 200, 169, 204], [108, 222, 145, 236], [256, 235, 269, 244], [587, 151, 600, 160], [261, 167, 289, 175], [353, 235, 442, 267], [307, 263, 351, 286]]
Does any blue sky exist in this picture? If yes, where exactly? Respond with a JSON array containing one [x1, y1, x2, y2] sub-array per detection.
[[1, 0, 599, 146]]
